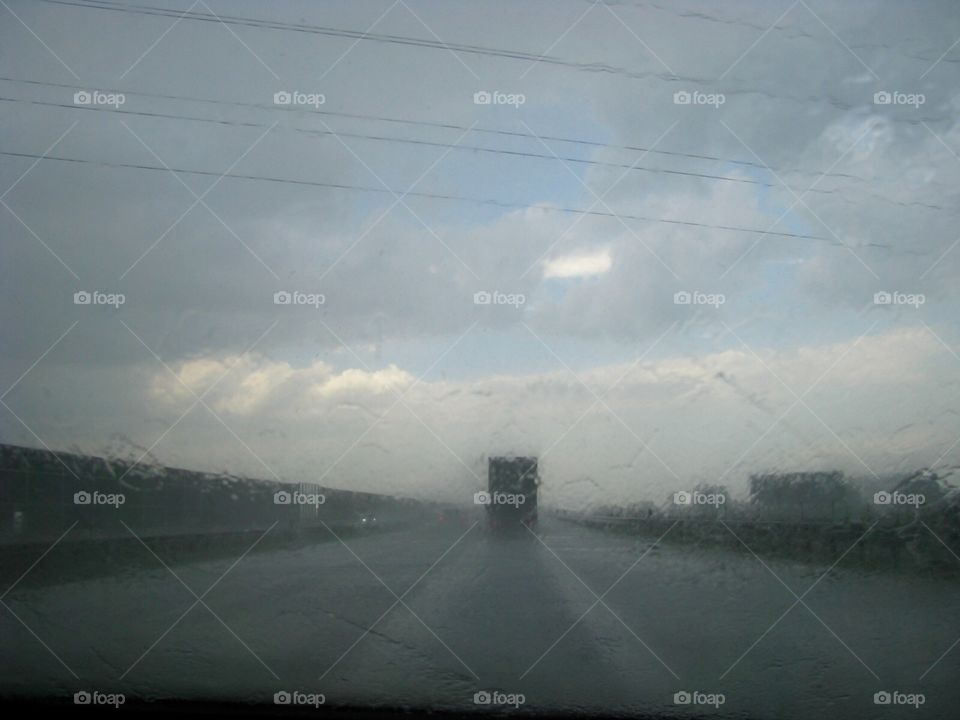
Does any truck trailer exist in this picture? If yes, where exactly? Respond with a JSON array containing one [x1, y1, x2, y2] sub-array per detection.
[[485, 456, 538, 531]]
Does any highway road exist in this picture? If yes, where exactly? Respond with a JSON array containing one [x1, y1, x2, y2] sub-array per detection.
[[2, 515, 959, 717]]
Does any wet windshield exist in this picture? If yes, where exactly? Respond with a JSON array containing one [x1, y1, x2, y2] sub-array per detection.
[[1, 1, 959, 717]]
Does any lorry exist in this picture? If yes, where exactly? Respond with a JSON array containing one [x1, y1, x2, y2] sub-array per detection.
[[484, 456, 539, 532]]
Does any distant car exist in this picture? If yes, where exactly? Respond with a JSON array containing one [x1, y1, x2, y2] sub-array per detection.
[[358, 513, 378, 530]]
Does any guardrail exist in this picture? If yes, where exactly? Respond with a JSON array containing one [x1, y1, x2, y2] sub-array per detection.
[[557, 512, 960, 574]]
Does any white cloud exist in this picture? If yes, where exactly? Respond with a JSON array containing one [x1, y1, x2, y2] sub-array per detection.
[[149, 357, 414, 417], [543, 248, 613, 279], [3, 325, 941, 506]]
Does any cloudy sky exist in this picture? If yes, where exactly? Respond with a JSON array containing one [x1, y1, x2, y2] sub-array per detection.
[[1, 0, 959, 507]]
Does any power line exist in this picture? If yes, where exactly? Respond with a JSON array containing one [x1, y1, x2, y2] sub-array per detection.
[[37, 0, 666, 79], [35, 0, 951, 129], [0, 148, 836, 243], [42, 0, 951, 85], [0, 75, 869, 185], [585, 0, 960, 73], [3, 82, 948, 212], [0, 94, 814, 193]]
